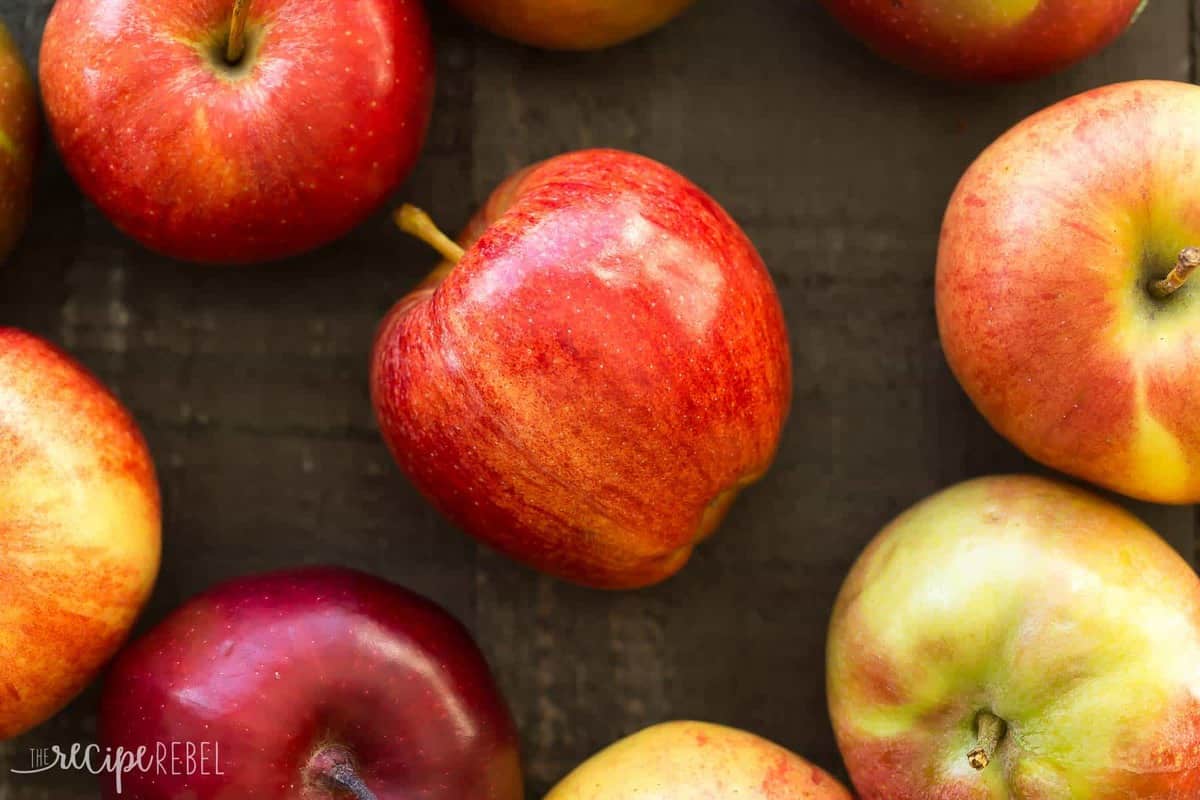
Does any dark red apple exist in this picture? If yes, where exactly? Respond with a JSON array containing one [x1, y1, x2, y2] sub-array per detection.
[[372, 149, 792, 589], [99, 567, 523, 800], [39, 0, 434, 265], [819, 0, 1145, 82]]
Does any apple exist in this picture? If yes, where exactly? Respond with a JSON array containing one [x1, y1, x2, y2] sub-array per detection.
[[938, 80, 1200, 504], [99, 566, 523, 799], [371, 148, 792, 589], [39, 0, 434, 265], [445, 0, 696, 50], [827, 474, 1200, 799], [0, 329, 160, 739], [0, 21, 36, 262], [546, 721, 852, 800], [819, 0, 1145, 82]]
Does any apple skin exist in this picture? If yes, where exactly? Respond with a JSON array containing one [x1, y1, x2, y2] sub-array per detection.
[[0, 329, 160, 739], [445, 0, 696, 50], [0, 21, 36, 262], [828, 475, 1200, 799], [99, 566, 524, 800], [546, 721, 852, 800], [938, 81, 1200, 505], [39, 0, 434, 265], [372, 149, 792, 589], [819, 0, 1144, 82]]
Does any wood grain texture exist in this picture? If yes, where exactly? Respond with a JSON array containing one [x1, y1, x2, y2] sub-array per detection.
[[0, 0, 1196, 797]]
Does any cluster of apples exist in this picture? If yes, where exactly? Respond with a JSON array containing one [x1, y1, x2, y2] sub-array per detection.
[[4, 0, 1200, 798]]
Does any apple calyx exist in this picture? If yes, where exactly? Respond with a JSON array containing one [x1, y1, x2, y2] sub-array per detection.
[[305, 744, 378, 800], [967, 711, 1007, 771], [1150, 247, 1200, 299], [225, 0, 251, 64], [396, 204, 466, 264]]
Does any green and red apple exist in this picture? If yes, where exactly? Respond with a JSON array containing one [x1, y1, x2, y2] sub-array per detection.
[[445, 0, 696, 50], [820, 0, 1145, 81], [0, 329, 161, 738], [828, 475, 1200, 798], [939, 80, 1200, 504], [546, 721, 851, 800], [0, 20, 36, 261]]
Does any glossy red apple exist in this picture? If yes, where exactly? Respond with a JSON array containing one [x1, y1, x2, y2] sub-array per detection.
[[39, 0, 434, 265], [0, 21, 36, 262], [819, 0, 1145, 82], [99, 566, 523, 800], [938, 80, 1200, 504], [0, 329, 160, 739], [828, 475, 1200, 799], [372, 149, 792, 589]]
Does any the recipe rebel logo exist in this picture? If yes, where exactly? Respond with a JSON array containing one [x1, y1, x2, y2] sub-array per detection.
[[10, 741, 225, 794]]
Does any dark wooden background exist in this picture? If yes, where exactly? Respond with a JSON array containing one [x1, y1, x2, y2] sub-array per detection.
[[0, 1, 1196, 797]]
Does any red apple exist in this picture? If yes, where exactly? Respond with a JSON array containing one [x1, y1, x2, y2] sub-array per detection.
[[819, 0, 1144, 82], [0, 21, 36, 261], [99, 566, 523, 800], [938, 80, 1200, 504], [39, 0, 434, 265], [445, 0, 696, 50], [0, 329, 160, 738], [828, 475, 1200, 799], [371, 149, 792, 589]]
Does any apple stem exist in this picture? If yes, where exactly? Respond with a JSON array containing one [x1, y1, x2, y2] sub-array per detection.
[[967, 711, 1006, 771], [1150, 247, 1200, 299], [226, 0, 251, 64], [396, 204, 466, 264], [320, 763, 379, 800]]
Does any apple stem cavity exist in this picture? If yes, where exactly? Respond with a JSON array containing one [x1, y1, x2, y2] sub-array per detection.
[[1150, 247, 1200, 299], [306, 745, 379, 800], [967, 711, 1007, 771], [226, 0, 251, 64], [396, 204, 465, 264]]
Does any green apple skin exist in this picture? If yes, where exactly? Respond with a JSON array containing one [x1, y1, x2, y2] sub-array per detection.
[[0, 21, 35, 261], [828, 475, 1200, 799]]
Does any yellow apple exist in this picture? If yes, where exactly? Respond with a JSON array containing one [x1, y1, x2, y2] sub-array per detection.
[[0, 329, 161, 738], [445, 0, 697, 50], [546, 721, 851, 800]]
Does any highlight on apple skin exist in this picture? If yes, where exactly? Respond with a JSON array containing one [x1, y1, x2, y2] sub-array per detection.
[[372, 148, 792, 590], [0, 329, 161, 740], [819, 0, 1145, 82], [0, 20, 36, 262], [938, 80, 1200, 505], [38, 0, 434, 265], [546, 721, 853, 800], [445, 0, 697, 51], [828, 474, 1200, 799], [99, 566, 524, 800]]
